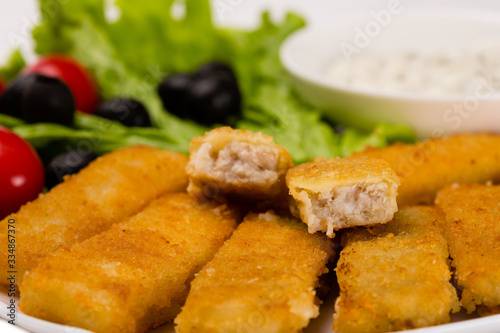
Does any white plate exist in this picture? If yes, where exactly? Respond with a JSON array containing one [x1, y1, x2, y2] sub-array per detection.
[[2, 289, 500, 333]]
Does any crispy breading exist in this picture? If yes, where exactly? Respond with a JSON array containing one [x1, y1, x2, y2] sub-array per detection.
[[186, 127, 294, 203], [286, 158, 400, 237], [174, 211, 335, 333], [0, 146, 188, 287], [351, 134, 500, 207], [19, 193, 238, 333], [333, 206, 460, 333], [435, 184, 500, 314]]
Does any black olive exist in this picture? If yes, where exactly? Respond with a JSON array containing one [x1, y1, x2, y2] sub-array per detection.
[[94, 98, 151, 127], [186, 75, 242, 126], [157, 73, 193, 118], [24, 76, 75, 126], [157, 62, 241, 125], [0, 74, 75, 126], [194, 61, 237, 83], [45, 150, 98, 190], [0, 75, 32, 118]]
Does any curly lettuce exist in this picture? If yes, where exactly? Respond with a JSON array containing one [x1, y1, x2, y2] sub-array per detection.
[[0, 49, 26, 82]]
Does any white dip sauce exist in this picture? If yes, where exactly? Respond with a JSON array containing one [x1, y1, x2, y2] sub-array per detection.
[[328, 46, 500, 95]]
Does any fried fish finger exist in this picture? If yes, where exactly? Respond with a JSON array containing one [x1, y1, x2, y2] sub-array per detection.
[[19, 193, 239, 333], [351, 133, 500, 206], [286, 158, 400, 237], [0, 146, 188, 287], [175, 211, 335, 333], [186, 127, 294, 202], [333, 206, 460, 333], [436, 184, 500, 315]]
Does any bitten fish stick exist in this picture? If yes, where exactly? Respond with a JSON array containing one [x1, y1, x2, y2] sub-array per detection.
[[0, 146, 188, 287], [334, 206, 460, 333], [351, 134, 500, 207], [436, 184, 500, 315], [20, 193, 239, 333], [175, 211, 335, 333], [286, 157, 400, 237], [186, 127, 294, 202]]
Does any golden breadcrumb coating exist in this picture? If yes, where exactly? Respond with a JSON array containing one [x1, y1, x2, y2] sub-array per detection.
[[174, 211, 335, 333], [351, 134, 500, 207], [186, 127, 294, 202], [0, 146, 188, 288], [436, 184, 500, 314], [334, 206, 460, 333], [19, 193, 238, 333], [286, 158, 400, 237]]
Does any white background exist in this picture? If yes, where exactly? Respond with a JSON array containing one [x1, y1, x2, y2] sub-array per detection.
[[1, 0, 500, 63]]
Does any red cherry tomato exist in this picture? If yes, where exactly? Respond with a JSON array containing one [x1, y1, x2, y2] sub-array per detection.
[[0, 126, 44, 219], [23, 55, 99, 114]]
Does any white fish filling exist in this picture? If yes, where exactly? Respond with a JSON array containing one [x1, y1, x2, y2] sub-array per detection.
[[298, 183, 395, 237], [192, 141, 280, 185]]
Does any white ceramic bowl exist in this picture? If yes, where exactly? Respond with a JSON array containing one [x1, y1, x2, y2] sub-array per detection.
[[280, 8, 500, 138]]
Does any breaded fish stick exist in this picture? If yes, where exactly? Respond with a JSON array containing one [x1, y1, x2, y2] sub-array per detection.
[[334, 206, 460, 333], [351, 134, 500, 207], [20, 193, 238, 333], [436, 184, 500, 315], [286, 158, 400, 237], [186, 127, 294, 202], [0, 146, 188, 287], [175, 211, 335, 333]]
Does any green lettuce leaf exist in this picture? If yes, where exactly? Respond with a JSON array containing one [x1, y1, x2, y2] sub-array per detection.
[[0, 49, 26, 82], [238, 81, 339, 162], [0, 113, 189, 154], [109, 0, 219, 75], [339, 123, 416, 157], [0, 114, 25, 127]]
